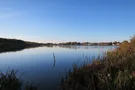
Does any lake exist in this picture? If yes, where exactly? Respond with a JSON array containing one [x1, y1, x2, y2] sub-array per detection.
[[0, 45, 117, 90]]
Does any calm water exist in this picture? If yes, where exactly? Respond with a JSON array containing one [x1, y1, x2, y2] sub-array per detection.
[[0, 46, 117, 90]]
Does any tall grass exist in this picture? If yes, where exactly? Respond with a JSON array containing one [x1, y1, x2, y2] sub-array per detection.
[[61, 36, 135, 90], [0, 69, 22, 90], [0, 69, 37, 90]]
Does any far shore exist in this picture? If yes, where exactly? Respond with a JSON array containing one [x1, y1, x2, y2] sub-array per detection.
[[0, 37, 120, 53]]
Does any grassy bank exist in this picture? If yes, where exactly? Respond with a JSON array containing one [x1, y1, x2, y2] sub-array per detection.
[[61, 36, 135, 90], [0, 69, 37, 90]]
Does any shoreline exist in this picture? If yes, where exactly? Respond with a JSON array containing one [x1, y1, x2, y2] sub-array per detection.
[[61, 36, 135, 90]]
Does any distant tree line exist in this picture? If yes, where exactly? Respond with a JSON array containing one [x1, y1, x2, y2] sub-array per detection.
[[0, 37, 123, 53], [0, 38, 45, 53], [58, 41, 121, 46]]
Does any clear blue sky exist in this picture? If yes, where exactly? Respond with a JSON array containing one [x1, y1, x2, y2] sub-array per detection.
[[0, 0, 135, 43]]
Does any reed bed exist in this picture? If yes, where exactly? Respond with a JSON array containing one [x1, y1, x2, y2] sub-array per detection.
[[61, 36, 135, 90]]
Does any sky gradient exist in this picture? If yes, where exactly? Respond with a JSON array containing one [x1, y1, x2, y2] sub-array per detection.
[[0, 0, 135, 43]]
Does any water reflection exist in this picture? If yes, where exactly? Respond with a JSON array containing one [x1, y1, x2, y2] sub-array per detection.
[[53, 53, 56, 68], [0, 46, 117, 90], [56, 45, 117, 50]]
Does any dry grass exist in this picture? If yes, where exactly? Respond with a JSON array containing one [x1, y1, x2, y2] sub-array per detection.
[[0, 69, 38, 90], [61, 36, 135, 90]]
